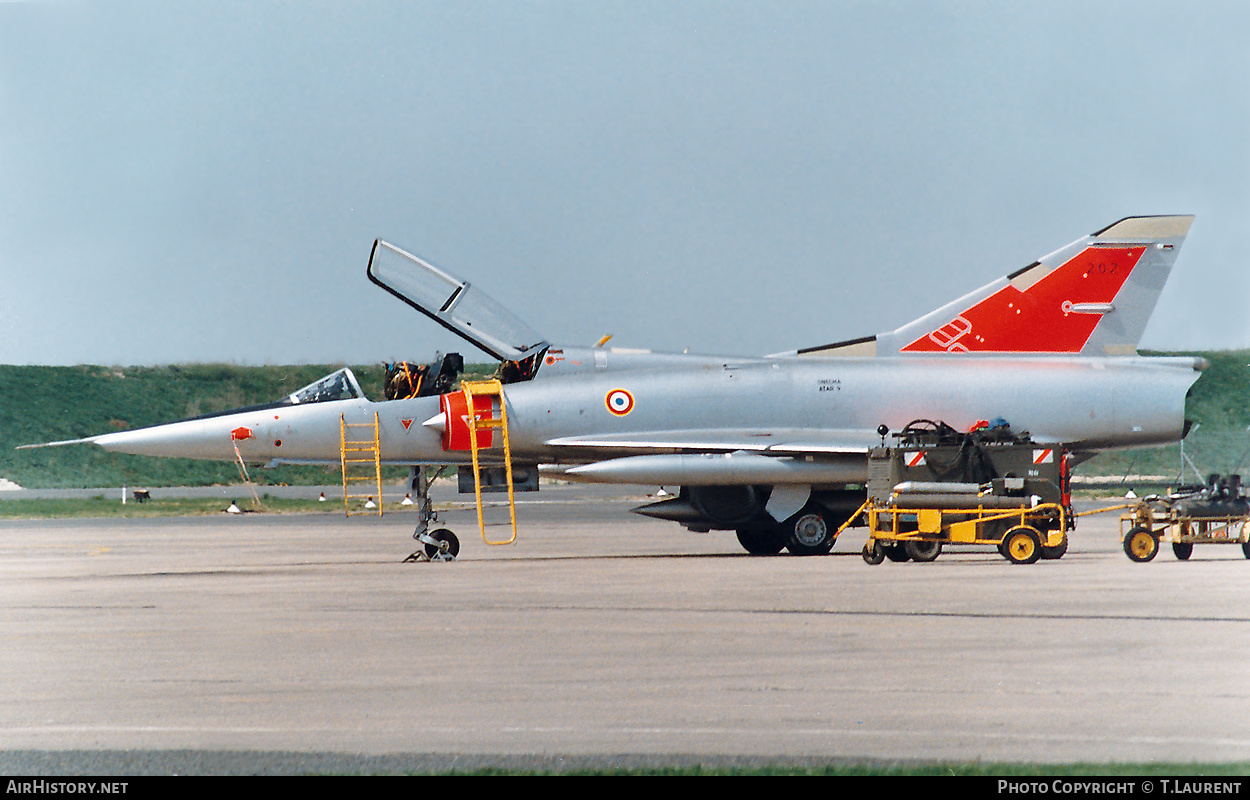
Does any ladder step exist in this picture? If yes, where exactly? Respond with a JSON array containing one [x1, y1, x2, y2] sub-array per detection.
[[459, 379, 518, 547], [340, 412, 382, 517]]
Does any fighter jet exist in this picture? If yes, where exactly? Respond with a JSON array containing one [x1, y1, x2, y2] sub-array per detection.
[[22, 215, 1204, 556]]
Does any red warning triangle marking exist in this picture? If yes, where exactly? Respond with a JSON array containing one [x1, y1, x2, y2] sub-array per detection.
[[400, 419, 413, 431]]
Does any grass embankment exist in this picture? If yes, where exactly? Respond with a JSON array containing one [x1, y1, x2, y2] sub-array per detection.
[[0, 495, 339, 519], [0, 362, 494, 489], [1085, 350, 1250, 482], [1, 353, 1247, 491], [0, 493, 450, 520]]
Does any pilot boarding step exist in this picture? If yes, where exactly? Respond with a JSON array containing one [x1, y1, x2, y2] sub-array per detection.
[[403, 379, 521, 565]]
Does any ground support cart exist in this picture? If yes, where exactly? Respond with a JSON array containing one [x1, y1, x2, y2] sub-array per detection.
[[1120, 480, 1250, 562], [861, 497, 1068, 565], [859, 420, 1072, 565]]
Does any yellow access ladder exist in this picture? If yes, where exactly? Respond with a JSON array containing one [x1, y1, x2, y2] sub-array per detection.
[[340, 412, 383, 516], [461, 379, 518, 545]]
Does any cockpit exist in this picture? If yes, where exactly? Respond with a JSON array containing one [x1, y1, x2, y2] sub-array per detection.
[[284, 367, 365, 404]]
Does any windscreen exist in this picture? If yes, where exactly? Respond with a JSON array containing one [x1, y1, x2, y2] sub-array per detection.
[[367, 240, 549, 362], [286, 368, 364, 404]]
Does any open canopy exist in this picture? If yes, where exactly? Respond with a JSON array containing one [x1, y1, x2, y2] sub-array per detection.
[[367, 240, 549, 362]]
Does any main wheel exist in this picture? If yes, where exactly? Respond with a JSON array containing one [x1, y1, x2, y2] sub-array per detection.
[[736, 526, 786, 555], [1003, 527, 1042, 564], [1172, 542, 1193, 561], [424, 528, 460, 560], [784, 507, 836, 556], [1123, 526, 1158, 563], [1242, 541, 1250, 560], [904, 540, 942, 562]]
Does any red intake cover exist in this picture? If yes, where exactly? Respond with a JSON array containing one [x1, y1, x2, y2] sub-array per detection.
[[439, 390, 494, 451]]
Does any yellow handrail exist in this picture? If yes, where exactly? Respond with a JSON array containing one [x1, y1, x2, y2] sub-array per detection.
[[461, 380, 518, 545]]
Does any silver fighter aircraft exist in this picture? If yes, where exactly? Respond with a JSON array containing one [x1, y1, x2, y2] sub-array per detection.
[[23, 215, 1205, 556]]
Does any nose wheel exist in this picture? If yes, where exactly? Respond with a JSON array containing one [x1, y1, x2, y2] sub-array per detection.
[[406, 528, 460, 562], [402, 466, 460, 563]]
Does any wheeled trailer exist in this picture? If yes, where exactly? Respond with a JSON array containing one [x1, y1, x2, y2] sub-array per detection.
[[1120, 476, 1250, 562], [860, 491, 1068, 565], [859, 420, 1073, 565]]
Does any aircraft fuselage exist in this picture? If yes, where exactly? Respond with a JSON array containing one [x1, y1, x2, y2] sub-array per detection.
[[82, 347, 1204, 486]]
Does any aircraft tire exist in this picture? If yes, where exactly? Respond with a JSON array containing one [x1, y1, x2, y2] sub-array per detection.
[[1243, 542, 1250, 560], [1123, 526, 1158, 563], [1003, 527, 1042, 564], [783, 507, 835, 556], [904, 540, 941, 562], [736, 526, 786, 556], [1172, 542, 1193, 561], [424, 528, 460, 560]]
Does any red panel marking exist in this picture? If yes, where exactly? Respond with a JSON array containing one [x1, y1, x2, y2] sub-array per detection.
[[901, 246, 1145, 353], [230, 426, 252, 441], [400, 419, 413, 431]]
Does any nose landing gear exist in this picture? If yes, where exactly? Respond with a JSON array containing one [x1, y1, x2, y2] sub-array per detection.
[[407, 528, 460, 562], [402, 466, 461, 563]]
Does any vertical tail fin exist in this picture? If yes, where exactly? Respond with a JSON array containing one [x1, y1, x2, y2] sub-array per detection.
[[792, 215, 1193, 358]]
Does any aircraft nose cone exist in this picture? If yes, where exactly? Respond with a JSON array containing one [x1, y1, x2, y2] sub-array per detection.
[[92, 414, 262, 460]]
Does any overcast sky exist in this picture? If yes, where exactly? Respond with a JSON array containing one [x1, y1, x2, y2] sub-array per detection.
[[1, 1, 1247, 367]]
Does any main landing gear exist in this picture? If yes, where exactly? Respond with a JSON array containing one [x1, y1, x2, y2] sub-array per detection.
[[736, 503, 846, 556]]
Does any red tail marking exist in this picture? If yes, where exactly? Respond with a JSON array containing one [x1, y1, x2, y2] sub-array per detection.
[[901, 246, 1146, 353]]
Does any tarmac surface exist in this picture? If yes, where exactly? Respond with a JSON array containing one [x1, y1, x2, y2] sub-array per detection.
[[3, 482, 1250, 774]]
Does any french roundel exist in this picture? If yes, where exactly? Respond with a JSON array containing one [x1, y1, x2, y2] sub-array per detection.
[[605, 388, 635, 416]]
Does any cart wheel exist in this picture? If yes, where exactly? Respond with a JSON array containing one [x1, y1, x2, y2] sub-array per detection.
[[862, 541, 886, 565], [425, 528, 460, 560], [884, 543, 911, 562], [1123, 526, 1158, 563], [904, 540, 942, 562], [1171, 542, 1193, 561], [1003, 527, 1042, 564], [1041, 534, 1068, 560]]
